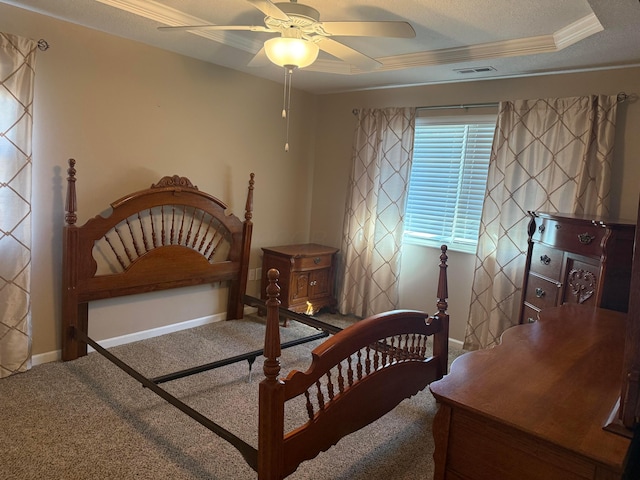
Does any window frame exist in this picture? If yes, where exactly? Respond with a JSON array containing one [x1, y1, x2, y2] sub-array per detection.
[[403, 111, 497, 254]]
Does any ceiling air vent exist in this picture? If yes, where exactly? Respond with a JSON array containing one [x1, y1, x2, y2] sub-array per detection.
[[454, 66, 497, 74]]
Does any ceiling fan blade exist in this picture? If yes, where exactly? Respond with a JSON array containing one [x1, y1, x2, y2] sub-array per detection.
[[158, 24, 273, 32], [247, 47, 271, 67], [319, 21, 416, 38], [246, 0, 290, 21], [316, 38, 382, 71]]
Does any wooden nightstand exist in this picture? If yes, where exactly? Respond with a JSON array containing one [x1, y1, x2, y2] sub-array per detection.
[[260, 243, 339, 315]]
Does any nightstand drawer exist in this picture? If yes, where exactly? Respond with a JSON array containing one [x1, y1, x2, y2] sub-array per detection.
[[524, 275, 559, 310], [294, 254, 332, 270]]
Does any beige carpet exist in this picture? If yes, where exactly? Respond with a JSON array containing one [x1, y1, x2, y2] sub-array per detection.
[[0, 313, 464, 480]]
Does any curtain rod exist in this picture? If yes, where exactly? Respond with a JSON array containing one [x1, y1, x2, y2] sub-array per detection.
[[418, 102, 498, 111], [352, 102, 497, 115], [37, 39, 49, 51], [419, 93, 631, 108], [617, 92, 629, 102], [352, 92, 632, 116], [419, 93, 631, 109]]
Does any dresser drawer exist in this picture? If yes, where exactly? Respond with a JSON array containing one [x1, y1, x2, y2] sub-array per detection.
[[522, 304, 540, 324], [533, 218, 605, 257], [524, 275, 559, 310], [529, 243, 562, 281]]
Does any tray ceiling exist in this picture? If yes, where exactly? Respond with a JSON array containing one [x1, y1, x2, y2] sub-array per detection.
[[3, 0, 640, 94]]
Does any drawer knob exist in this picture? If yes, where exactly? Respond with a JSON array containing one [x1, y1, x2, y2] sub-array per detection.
[[535, 287, 545, 298], [313, 257, 322, 264], [539, 255, 551, 265], [577, 233, 595, 245], [538, 224, 546, 233], [527, 317, 536, 323]]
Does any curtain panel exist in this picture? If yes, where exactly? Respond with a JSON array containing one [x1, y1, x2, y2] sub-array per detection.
[[338, 107, 416, 317], [464, 95, 619, 350], [0, 33, 37, 377]]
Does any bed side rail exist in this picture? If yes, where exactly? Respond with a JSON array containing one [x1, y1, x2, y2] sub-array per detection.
[[243, 294, 342, 335], [74, 328, 259, 472]]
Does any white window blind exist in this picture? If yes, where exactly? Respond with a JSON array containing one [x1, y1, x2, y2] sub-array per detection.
[[404, 114, 496, 253]]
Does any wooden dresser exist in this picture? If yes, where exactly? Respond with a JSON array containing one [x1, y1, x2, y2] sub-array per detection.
[[430, 304, 632, 480], [260, 243, 338, 315], [519, 212, 635, 325]]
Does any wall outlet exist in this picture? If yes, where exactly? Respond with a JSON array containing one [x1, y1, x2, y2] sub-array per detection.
[[248, 268, 256, 281]]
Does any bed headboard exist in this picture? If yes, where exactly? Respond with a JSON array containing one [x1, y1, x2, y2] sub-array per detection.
[[61, 159, 255, 361]]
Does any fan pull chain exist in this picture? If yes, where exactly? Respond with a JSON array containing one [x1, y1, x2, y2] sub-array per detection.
[[282, 67, 288, 119], [282, 66, 294, 152]]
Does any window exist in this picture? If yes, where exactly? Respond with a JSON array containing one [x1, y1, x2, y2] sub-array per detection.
[[404, 113, 497, 254]]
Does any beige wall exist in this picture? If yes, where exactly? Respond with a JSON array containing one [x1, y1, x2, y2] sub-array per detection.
[[0, 3, 317, 356], [311, 68, 640, 342], [3, 3, 640, 356]]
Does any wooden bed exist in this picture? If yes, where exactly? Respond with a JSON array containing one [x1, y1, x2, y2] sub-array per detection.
[[61, 159, 450, 479]]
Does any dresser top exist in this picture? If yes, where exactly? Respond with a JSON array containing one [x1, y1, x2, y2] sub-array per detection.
[[430, 304, 630, 470], [530, 211, 636, 228]]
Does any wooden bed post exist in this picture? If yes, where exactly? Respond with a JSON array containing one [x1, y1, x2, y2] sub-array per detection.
[[433, 245, 450, 376], [61, 159, 87, 360], [228, 173, 254, 320], [258, 269, 285, 479]]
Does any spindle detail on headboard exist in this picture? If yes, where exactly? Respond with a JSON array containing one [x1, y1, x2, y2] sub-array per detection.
[[61, 159, 254, 360]]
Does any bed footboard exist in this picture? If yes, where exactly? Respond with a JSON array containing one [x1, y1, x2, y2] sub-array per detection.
[[258, 246, 449, 479], [281, 310, 445, 477]]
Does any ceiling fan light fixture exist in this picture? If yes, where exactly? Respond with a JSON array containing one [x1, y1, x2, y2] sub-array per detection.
[[264, 37, 319, 68]]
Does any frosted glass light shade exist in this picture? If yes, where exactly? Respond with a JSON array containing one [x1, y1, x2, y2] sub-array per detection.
[[264, 37, 319, 69]]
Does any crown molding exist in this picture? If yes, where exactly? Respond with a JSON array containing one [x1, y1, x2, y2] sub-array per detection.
[[375, 13, 603, 72], [96, 0, 259, 52], [554, 12, 603, 49], [95, 2, 604, 76]]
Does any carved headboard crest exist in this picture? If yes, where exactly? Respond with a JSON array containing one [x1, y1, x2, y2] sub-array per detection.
[[151, 175, 198, 190]]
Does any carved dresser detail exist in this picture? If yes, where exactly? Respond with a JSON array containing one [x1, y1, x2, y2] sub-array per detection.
[[519, 212, 636, 324]]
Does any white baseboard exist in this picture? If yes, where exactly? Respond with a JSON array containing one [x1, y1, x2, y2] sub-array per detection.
[[32, 307, 258, 367], [32, 349, 61, 366], [32, 307, 461, 367]]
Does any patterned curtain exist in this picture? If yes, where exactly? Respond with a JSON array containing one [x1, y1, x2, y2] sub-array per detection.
[[464, 95, 618, 350], [338, 107, 416, 317], [0, 34, 37, 377]]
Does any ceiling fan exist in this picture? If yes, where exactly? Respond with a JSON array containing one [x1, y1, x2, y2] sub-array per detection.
[[158, 0, 416, 71]]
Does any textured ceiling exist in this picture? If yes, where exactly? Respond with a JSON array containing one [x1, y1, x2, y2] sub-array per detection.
[[3, 0, 640, 94]]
